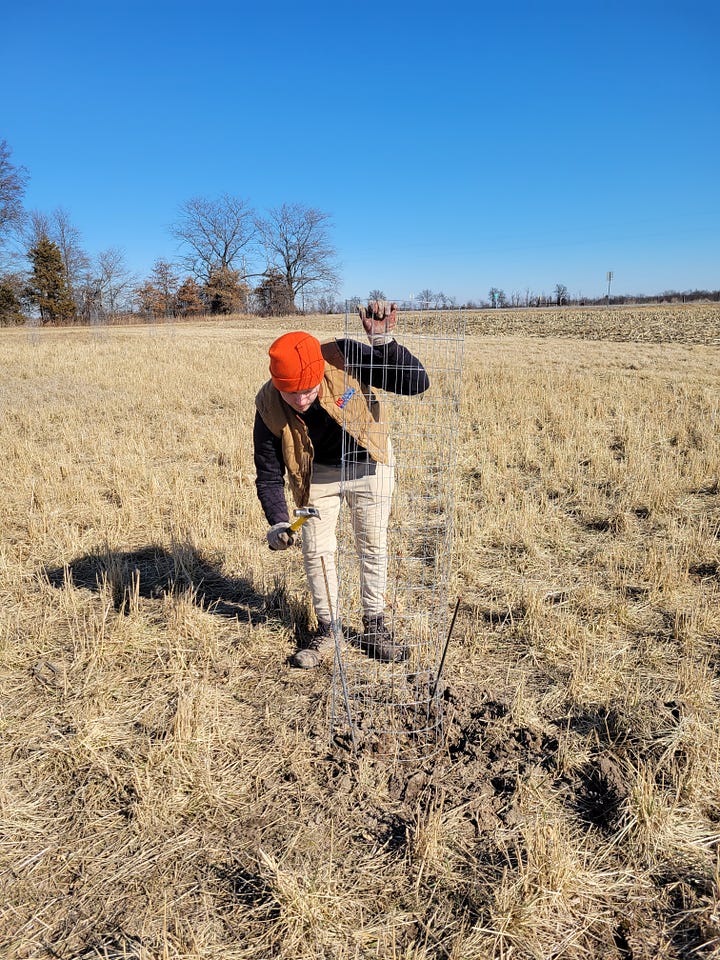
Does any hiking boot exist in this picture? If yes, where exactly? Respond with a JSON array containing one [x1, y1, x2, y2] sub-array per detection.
[[361, 614, 408, 663], [290, 620, 340, 669]]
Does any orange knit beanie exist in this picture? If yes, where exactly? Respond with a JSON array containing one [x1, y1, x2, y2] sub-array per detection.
[[269, 332, 325, 392]]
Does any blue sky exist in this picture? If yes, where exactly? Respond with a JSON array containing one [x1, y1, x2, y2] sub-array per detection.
[[2, 0, 718, 302]]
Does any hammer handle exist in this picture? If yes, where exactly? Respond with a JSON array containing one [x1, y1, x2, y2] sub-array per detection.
[[288, 515, 311, 533]]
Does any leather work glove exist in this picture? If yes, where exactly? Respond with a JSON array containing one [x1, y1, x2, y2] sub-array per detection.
[[266, 522, 295, 551], [358, 300, 397, 344]]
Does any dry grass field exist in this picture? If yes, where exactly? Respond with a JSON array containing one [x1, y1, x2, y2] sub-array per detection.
[[1, 304, 719, 959]]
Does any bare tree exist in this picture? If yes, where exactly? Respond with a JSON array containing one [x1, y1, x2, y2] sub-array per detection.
[[95, 247, 134, 315], [417, 288, 435, 308], [0, 140, 27, 250], [488, 287, 506, 307], [255, 203, 338, 311], [27, 210, 50, 245], [368, 288, 385, 301], [172, 195, 256, 284], [554, 283, 569, 306], [52, 208, 90, 303], [316, 292, 340, 314]]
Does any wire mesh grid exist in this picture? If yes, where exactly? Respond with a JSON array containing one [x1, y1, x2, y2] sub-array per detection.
[[330, 301, 466, 760]]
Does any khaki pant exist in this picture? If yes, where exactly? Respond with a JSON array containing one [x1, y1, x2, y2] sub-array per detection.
[[301, 457, 395, 624]]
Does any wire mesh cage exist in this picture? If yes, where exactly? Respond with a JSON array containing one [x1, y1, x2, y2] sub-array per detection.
[[330, 300, 466, 760]]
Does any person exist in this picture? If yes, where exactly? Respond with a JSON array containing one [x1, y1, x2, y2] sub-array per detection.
[[253, 300, 430, 668]]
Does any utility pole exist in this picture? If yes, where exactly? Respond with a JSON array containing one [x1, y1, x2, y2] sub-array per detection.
[[606, 271, 613, 305]]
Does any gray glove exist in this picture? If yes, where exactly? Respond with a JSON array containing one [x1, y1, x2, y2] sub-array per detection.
[[266, 522, 295, 551], [358, 300, 398, 345]]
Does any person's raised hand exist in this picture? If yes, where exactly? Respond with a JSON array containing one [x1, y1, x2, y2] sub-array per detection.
[[357, 300, 397, 342]]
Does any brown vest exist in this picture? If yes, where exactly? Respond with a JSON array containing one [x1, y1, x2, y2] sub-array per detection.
[[255, 340, 389, 507]]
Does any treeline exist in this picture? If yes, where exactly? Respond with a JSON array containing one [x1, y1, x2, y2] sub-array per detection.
[[0, 140, 339, 325], [467, 284, 720, 310], [1, 140, 717, 326]]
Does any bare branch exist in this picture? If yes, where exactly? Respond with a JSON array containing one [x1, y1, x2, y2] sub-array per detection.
[[171, 195, 257, 283], [0, 140, 28, 243], [255, 203, 339, 310]]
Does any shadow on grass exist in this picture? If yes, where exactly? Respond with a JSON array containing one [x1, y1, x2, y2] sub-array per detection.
[[44, 543, 275, 623]]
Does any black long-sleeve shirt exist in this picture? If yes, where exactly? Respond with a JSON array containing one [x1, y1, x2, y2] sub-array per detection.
[[253, 337, 430, 525]]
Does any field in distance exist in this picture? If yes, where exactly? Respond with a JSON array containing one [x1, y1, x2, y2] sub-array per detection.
[[1, 305, 719, 958]]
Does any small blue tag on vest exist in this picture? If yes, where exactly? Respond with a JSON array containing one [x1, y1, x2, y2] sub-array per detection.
[[335, 387, 356, 408]]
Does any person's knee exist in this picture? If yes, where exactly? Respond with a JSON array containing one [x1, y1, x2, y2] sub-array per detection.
[[303, 547, 336, 566]]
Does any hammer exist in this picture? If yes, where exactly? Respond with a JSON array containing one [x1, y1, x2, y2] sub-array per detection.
[[288, 506, 320, 532]]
